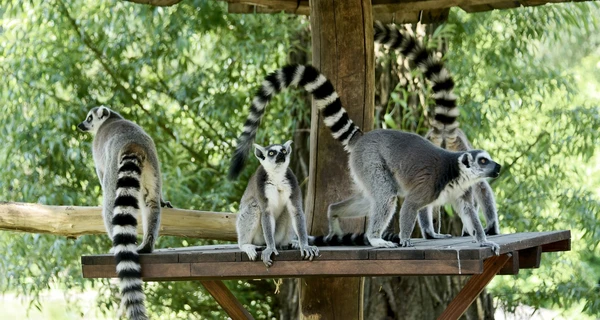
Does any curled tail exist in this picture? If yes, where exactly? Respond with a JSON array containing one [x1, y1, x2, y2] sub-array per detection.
[[228, 64, 362, 179], [374, 21, 459, 133], [309, 232, 399, 246], [113, 153, 147, 320]]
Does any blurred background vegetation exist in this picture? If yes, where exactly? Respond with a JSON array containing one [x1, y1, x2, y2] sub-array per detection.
[[0, 0, 599, 319]]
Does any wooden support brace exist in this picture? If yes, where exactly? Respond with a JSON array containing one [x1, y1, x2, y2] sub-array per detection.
[[200, 280, 254, 320], [437, 253, 512, 320], [499, 251, 519, 275]]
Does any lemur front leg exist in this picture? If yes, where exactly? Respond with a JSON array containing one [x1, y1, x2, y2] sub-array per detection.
[[287, 201, 319, 260], [260, 208, 279, 267], [454, 192, 500, 255], [417, 206, 452, 239]]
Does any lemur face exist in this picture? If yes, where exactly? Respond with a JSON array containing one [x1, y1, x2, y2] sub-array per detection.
[[77, 106, 111, 135], [459, 150, 501, 180], [253, 140, 293, 172]]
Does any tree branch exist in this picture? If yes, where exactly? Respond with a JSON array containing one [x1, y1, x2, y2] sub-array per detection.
[[57, 0, 210, 164], [0, 202, 236, 241]]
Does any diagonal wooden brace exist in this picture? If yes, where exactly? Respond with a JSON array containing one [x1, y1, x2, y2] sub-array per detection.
[[200, 280, 255, 320], [437, 253, 512, 320]]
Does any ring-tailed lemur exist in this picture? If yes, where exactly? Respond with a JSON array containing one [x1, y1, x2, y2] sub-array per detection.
[[235, 141, 318, 267], [373, 21, 500, 242], [78, 106, 166, 320], [228, 63, 500, 252]]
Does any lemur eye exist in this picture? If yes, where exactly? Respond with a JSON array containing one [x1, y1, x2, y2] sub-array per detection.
[[479, 158, 488, 164], [268, 151, 275, 156], [281, 149, 287, 154], [87, 115, 92, 122]]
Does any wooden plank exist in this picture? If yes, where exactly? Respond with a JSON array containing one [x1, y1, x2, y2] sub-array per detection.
[[518, 246, 542, 269], [498, 251, 519, 275], [83, 259, 483, 280], [541, 238, 571, 252], [0, 202, 236, 241], [200, 280, 255, 320], [190, 260, 483, 279], [420, 8, 451, 23], [437, 254, 512, 320]]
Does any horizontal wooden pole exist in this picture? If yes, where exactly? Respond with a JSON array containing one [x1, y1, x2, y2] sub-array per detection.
[[0, 202, 237, 241]]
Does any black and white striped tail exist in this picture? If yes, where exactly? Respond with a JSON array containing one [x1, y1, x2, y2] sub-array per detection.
[[309, 232, 399, 246], [228, 64, 362, 180], [374, 21, 459, 132], [113, 154, 147, 320]]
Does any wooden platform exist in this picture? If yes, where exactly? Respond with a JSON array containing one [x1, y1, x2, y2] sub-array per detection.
[[82, 231, 570, 280]]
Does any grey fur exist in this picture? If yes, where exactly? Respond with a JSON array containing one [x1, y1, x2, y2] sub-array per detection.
[[78, 106, 166, 320], [236, 141, 318, 267], [327, 130, 501, 249], [375, 21, 500, 253]]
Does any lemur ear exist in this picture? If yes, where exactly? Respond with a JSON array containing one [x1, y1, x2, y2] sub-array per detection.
[[253, 144, 266, 160], [461, 153, 471, 168], [98, 106, 110, 119], [283, 140, 293, 154]]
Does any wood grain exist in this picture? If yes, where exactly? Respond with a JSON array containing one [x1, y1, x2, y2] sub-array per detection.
[[437, 254, 512, 320], [300, 0, 374, 319], [200, 280, 255, 320], [0, 202, 236, 241]]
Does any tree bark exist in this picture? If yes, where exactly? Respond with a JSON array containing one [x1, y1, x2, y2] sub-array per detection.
[[300, 0, 374, 319], [0, 201, 236, 241]]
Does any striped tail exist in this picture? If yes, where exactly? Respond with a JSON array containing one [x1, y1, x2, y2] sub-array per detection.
[[228, 64, 362, 180], [374, 21, 459, 133], [112, 154, 147, 320], [309, 232, 399, 246]]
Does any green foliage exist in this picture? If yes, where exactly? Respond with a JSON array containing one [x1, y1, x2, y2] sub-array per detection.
[[1, 0, 599, 318]]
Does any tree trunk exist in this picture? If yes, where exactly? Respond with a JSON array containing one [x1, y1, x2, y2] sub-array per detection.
[[300, 0, 374, 319]]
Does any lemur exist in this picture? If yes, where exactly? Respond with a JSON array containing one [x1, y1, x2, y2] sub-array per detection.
[[78, 106, 167, 320], [373, 21, 500, 241], [234, 141, 318, 267], [228, 64, 501, 252]]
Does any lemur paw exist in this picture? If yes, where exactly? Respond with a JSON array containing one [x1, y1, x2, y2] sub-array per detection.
[[290, 239, 300, 249], [399, 239, 414, 247], [299, 245, 319, 261], [369, 238, 398, 248], [240, 244, 258, 261], [261, 247, 279, 267], [137, 242, 154, 254], [425, 232, 452, 239], [480, 241, 500, 255], [160, 199, 173, 208]]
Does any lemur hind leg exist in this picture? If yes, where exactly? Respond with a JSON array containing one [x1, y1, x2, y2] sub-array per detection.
[[475, 181, 500, 236], [418, 206, 452, 239], [326, 195, 370, 239], [237, 202, 262, 261]]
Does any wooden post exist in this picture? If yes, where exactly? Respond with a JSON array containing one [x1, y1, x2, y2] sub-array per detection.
[[301, 0, 374, 319]]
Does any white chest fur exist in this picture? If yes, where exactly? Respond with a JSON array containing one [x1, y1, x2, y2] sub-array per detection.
[[264, 178, 292, 217], [431, 174, 476, 207]]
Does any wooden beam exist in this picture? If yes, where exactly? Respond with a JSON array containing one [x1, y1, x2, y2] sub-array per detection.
[[518, 245, 543, 268], [200, 280, 255, 320], [437, 254, 512, 320], [0, 202, 236, 241], [499, 251, 519, 275], [541, 238, 571, 252], [299, 0, 375, 319]]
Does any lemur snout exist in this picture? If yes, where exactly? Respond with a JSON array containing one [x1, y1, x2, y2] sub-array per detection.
[[491, 163, 501, 178]]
